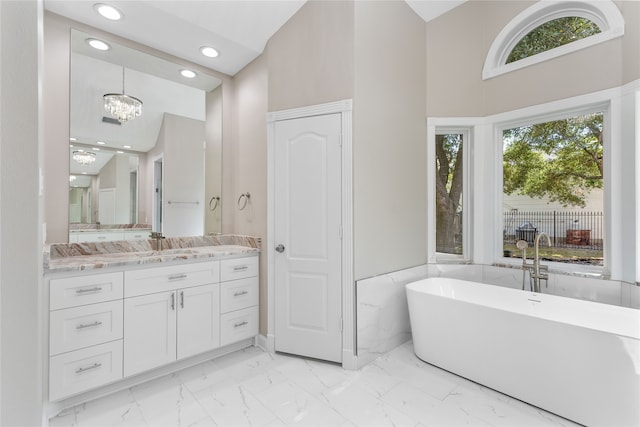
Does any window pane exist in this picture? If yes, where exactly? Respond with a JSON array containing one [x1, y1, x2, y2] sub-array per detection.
[[507, 17, 601, 64], [436, 133, 463, 255], [502, 113, 604, 266]]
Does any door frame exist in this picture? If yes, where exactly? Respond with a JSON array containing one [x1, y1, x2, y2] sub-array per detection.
[[266, 99, 355, 369], [152, 154, 164, 233]]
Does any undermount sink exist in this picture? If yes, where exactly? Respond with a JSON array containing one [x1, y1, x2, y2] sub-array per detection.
[[160, 248, 198, 255], [139, 248, 197, 257], [136, 248, 198, 257]]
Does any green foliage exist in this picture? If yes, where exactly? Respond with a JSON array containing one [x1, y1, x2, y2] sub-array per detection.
[[503, 113, 603, 207], [507, 17, 601, 64]]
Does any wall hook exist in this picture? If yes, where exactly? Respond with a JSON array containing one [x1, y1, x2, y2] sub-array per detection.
[[237, 192, 251, 210], [209, 196, 220, 212]]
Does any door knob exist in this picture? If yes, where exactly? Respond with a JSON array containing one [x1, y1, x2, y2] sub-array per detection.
[[275, 244, 285, 253]]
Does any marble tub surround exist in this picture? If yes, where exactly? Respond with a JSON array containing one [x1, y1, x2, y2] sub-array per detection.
[[356, 265, 427, 367], [45, 234, 260, 273]]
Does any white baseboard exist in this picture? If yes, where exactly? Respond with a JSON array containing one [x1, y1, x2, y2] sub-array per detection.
[[341, 349, 358, 370], [256, 334, 275, 352]]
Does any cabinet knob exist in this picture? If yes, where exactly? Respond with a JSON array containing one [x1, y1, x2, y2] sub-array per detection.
[[275, 244, 285, 253]]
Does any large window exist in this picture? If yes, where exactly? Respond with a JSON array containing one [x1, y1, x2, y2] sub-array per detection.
[[427, 84, 638, 281], [502, 111, 604, 266]]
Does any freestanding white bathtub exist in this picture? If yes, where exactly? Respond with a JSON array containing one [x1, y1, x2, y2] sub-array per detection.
[[406, 277, 640, 427]]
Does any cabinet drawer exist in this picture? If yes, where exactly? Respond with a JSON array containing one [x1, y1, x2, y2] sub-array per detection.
[[122, 230, 150, 240], [49, 340, 123, 401], [220, 277, 258, 314], [124, 261, 220, 297], [50, 300, 123, 356], [50, 272, 124, 310], [220, 306, 258, 346], [80, 232, 125, 242], [220, 256, 258, 282]]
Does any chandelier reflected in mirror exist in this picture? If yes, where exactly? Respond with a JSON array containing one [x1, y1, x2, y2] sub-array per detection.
[[103, 67, 143, 124], [72, 150, 96, 166]]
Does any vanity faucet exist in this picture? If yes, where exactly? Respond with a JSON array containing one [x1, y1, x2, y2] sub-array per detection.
[[149, 231, 165, 251]]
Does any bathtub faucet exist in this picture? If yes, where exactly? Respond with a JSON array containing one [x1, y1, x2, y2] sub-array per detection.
[[532, 232, 552, 293]]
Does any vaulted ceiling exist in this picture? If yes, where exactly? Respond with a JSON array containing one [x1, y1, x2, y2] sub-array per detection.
[[45, 0, 465, 77]]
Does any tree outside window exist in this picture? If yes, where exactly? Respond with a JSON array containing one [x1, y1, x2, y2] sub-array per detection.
[[502, 112, 604, 265], [435, 133, 463, 255]]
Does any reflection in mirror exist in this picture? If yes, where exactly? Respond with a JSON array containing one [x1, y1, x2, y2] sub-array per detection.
[[69, 29, 223, 242], [69, 147, 138, 224]]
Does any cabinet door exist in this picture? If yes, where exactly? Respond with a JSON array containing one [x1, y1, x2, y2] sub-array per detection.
[[177, 284, 220, 360], [124, 291, 176, 377]]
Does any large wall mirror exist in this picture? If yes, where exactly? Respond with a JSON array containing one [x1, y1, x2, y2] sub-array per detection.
[[69, 29, 223, 242]]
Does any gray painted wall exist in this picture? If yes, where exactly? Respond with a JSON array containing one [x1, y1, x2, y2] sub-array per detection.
[[0, 1, 44, 424]]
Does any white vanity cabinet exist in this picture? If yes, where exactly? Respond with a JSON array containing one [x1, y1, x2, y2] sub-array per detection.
[[123, 261, 220, 376], [48, 272, 124, 401], [47, 252, 258, 402]]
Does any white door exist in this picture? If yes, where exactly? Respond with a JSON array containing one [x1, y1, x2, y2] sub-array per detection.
[[274, 113, 342, 363], [124, 291, 176, 377], [177, 284, 220, 360]]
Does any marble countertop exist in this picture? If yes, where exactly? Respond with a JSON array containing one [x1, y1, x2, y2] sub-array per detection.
[[46, 245, 259, 274], [44, 235, 261, 274], [69, 228, 152, 233]]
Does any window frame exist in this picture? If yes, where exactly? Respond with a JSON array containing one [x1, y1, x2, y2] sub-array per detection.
[[427, 124, 473, 263], [427, 83, 639, 282], [494, 104, 610, 276], [483, 0, 625, 80]]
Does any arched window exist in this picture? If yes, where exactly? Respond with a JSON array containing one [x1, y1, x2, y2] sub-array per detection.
[[483, 1, 624, 80]]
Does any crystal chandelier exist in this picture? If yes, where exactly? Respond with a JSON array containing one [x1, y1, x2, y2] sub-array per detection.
[[103, 67, 143, 124], [72, 150, 96, 166]]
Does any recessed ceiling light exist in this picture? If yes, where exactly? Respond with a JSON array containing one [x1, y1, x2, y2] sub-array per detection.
[[180, 69, 197, 78], [123, 145, 131, 149], [96, 141, 106, 145], [117, 150, 124, 154], [94, 147, 101, 151], [200, 46, 219, 58], [86, 38, 110, 51], [69, 137, 77, 142], [82, 172, 88, 175], [94, 3, 123, 21]]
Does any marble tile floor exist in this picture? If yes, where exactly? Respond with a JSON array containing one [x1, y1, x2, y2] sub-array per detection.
[[49, 341, 581, 427]]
